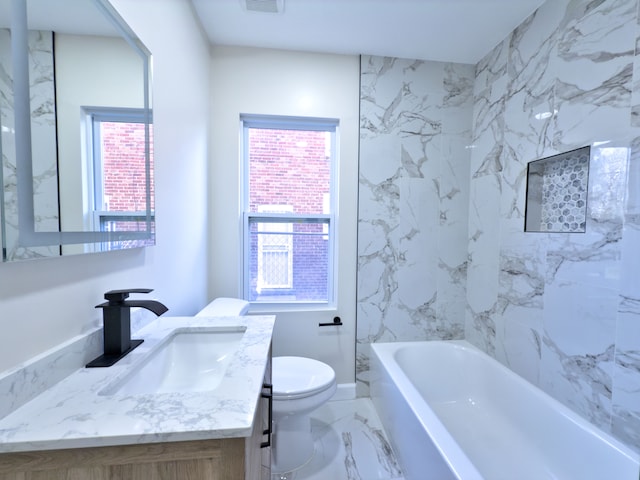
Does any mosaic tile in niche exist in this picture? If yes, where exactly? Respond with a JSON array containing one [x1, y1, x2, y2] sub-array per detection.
[[525, 146, 590, 233]]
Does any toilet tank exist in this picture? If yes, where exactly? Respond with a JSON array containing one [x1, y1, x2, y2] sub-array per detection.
[[196, 298, 250, 317]]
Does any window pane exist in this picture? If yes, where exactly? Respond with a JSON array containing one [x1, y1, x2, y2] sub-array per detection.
[[248, 128, 330, 215], [248, 220, 329, 302]]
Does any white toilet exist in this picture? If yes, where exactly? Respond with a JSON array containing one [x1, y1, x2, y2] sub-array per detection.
[[195, 298, 337, 473], [271, 356, 337, 473]]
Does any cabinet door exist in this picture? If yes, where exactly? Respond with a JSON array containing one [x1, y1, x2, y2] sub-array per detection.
[[0, 439, 244, 480]]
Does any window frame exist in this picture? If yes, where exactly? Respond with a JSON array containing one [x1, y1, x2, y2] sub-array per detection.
[[240, 114, 338, 308]]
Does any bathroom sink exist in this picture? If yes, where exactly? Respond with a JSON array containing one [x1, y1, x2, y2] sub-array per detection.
[[101, 327, 246, 395]]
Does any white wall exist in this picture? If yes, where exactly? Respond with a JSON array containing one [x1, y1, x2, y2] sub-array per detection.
[[0, 0, 210, 373], [209, 46, 360, 384]]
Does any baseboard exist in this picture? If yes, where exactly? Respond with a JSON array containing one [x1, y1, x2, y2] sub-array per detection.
[[330, 383, 356, 401]]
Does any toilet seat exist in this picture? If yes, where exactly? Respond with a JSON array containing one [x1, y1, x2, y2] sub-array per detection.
[[273, 356, 336, 400]]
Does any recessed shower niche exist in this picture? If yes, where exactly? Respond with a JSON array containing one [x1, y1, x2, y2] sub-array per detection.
[[525, 146, 590, 233]]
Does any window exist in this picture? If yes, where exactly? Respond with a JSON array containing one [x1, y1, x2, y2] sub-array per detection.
[[242, 115, 337, 305], [84, 107, 154, 250]]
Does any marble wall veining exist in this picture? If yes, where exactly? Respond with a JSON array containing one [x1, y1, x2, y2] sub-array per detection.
[[356, 56, 474, 396], [0, 30, 60, 260], [357, 0, 640, 454], [467, 0, 640, 452]]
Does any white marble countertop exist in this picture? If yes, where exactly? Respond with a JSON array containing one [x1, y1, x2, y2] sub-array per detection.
[[0, 314, 275, 453]]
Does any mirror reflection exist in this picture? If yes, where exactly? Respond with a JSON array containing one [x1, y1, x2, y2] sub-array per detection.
[[0, 0, 154, 262]]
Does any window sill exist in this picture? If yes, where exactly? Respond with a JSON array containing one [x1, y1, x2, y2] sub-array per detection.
[[247, 302, 337, 314]]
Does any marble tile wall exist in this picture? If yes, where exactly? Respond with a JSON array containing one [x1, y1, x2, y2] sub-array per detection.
[[356, 56, 474, 396], [357, 0, 640, 455], [0, 30, 60, 260], [467, 0, 640, 452]]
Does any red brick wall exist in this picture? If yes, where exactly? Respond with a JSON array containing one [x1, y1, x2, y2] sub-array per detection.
[[101, 122, 155, 211], [248, 129, 329, 214], [247, 128, 331, 301]]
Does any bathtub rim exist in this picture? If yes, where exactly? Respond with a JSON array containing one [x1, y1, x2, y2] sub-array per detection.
[[370, 339, 640, 478]]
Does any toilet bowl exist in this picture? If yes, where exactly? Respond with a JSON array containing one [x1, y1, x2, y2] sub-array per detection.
[[271, 356, 337, 473]]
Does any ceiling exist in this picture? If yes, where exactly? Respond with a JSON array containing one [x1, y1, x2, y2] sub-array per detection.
[[190, 0, 547, 65]]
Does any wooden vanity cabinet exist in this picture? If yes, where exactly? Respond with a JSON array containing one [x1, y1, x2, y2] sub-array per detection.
[[0, 351, 273, 480]]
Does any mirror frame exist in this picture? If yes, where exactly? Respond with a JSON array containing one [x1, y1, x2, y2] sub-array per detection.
[[7, 0, 153, 252]]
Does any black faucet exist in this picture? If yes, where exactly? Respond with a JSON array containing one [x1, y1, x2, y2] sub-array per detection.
[[86, 289, 169, 368]]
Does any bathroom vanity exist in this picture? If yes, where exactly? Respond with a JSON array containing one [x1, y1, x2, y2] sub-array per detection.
[[0, 315, 274, 480]]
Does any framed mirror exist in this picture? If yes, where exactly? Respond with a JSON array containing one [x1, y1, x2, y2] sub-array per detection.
[[0, 0, 154, 262]]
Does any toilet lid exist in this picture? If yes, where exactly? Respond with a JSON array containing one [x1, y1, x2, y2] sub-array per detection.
[[272, 356, 336, 399]]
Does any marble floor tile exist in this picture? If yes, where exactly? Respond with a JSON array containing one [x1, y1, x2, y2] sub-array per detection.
[[272, 398, 405, 480]]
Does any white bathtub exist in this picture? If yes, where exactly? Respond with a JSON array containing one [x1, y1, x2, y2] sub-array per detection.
[[370, 340, 640, 480]]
